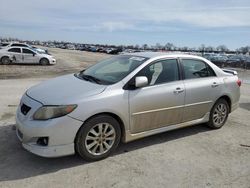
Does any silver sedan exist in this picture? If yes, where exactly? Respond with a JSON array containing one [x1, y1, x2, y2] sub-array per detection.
[[15, 52, 240, 161]]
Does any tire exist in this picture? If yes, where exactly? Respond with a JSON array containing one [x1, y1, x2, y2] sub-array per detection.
[[40, 58, 49, 65], [207, 99, 229, 129], [75, 115, 121, 161], [1, 56, 10, 65]]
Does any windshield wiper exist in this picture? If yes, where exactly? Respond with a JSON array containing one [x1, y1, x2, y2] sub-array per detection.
[[80, 74, 101, 84]]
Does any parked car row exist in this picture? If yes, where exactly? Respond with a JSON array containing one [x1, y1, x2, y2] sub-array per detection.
[[203, 53, 250, 69], [60, 44, 124, 54], [0, 43, 56, 65], [39, 42, 144, 55], [40, 42, 250, 69]]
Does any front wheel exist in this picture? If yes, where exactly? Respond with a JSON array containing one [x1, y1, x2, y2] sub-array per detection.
[[40, 58, 49, 65], [207, 99, 229, 129], [75, 115, 121, 161]]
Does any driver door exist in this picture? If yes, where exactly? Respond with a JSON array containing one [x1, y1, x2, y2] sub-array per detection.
[[129, 59, 185, 134], [22, 48, 38, 64]]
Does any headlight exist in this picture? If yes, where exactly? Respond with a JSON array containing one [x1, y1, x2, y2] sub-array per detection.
[[33, 105, 77, 120]]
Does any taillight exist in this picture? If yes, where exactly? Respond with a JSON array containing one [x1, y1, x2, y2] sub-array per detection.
[[237, 79, 241, 87]]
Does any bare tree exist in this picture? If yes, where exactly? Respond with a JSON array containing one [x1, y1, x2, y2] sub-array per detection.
[[164, 43, 175, 51], [216, 45, 229, 52]]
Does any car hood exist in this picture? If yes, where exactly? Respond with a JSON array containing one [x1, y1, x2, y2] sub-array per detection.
[[40, 54, 54, 59], [26, 74, 107, 105]]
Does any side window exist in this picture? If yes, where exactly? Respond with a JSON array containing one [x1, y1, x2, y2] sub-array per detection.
[[137, 59, 179, 86], [8, 48, 21, 53], [23, 48, 34, 54], [181, 59, 215, 79]]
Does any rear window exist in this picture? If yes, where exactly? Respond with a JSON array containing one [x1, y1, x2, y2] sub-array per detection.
[[11, 44, 27, 47], [8, 48, 21, 53]]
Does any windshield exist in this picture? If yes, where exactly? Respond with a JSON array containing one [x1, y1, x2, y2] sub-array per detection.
[[34, 49, 42, 54], [76, 55, 148, 85]]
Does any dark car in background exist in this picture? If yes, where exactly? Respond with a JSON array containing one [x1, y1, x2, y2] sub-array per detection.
[[226, 55, 245, 67], [0, 42, 9, 49], [210, 55, 228, 67]]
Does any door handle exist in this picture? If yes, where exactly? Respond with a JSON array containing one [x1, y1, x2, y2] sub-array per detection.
[[174, 87, 184, 94], [211, 82, 219, 88]]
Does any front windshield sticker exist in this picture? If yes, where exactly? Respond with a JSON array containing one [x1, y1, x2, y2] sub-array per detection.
[[129, 57, 145, 61]]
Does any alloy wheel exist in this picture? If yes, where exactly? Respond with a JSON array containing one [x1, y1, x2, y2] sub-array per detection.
[[213, 103, 227, 127], [85, 123, 116, 156]]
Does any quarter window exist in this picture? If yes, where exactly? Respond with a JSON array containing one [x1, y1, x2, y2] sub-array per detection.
[[137, 59, 179, 86], [181, 59, 215, 79], [8, 48, 21, 53]]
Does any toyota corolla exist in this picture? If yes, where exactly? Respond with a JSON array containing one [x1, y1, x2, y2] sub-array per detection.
[[16, 52, 240, 161]]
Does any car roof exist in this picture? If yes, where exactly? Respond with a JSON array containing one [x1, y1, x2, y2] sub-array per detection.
[[4, 46, 36, 52], [125, 51, 202, 59]]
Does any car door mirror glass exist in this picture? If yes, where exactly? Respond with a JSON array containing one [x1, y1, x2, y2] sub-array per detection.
[[135, 76, 148, 88]]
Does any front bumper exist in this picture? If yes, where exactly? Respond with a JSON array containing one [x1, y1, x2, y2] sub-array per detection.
[[49, 58, 56, 65], [21, 142, 75, 158], [15, 94, 83, 157]]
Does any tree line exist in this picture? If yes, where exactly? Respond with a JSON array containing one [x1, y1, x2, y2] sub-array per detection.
[[0, 37, 249, 54]]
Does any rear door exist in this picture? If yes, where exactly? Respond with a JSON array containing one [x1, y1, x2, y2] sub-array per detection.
[[180, 58, 221, 122], [129, 58, 185, 133], [7, 48, 23, 63]]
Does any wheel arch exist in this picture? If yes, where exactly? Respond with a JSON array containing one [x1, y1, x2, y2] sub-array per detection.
[[39, 57, 49, 64], [216, 95, 232, 113], [74, 112, 126, 144], [0, 55, 11, 62]]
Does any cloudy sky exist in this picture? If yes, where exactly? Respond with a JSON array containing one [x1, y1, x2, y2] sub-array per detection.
[[0, 0, 250, 49]]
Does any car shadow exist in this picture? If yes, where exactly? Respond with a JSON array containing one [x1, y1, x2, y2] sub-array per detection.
[[239, 103, 250, 111], [0, 123, 211, 181]]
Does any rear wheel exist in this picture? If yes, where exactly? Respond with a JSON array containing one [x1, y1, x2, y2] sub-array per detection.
[[40, 58, 49, 65], [1, 56, 10, 65], [75, 115, 121, 161], [207, 99, 229, 129]]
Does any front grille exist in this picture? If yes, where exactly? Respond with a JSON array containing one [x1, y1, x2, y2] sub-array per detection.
[[21, 103, 31, 115]]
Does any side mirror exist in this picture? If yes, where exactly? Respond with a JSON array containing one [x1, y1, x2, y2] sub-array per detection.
[[33, 53, 36, 56], [135, 76, 148, 88]]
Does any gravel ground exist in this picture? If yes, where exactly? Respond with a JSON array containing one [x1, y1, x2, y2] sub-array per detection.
[[0, 47, 111, 79], [0, 49, 249, 188]]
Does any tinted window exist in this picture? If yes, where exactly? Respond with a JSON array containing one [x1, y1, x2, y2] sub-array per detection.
[[11, 44, 27, 47], [0, 43, 9, 47], [8, 48, 21, 53], [23, 48, 34, 54], [137, 59, 179, 86], [181, 59, 215, 79]]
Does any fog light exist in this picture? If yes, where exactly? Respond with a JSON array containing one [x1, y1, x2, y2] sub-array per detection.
[[37, 137, 49, 146]]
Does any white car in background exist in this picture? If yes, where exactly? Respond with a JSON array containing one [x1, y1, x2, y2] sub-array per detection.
[[0, 47, 56, 65], [3, 42, 48, 54]]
